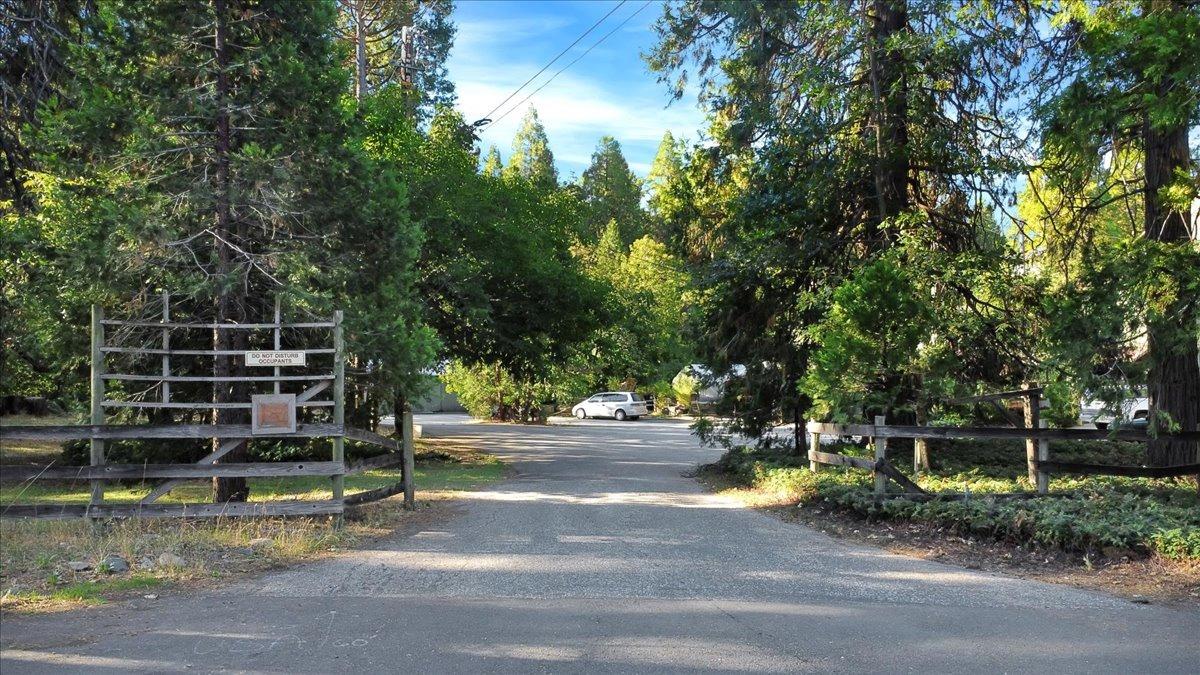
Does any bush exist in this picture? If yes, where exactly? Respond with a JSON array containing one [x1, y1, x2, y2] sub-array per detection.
[[1151, 528, 1200, 560]]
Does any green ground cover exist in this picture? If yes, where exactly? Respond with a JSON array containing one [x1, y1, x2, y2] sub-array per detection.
[[715, 438, 1200, 560]]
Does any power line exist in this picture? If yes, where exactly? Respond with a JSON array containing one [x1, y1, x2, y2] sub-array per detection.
[[482, 1, 653, 132], [476, 1, 627, 124]]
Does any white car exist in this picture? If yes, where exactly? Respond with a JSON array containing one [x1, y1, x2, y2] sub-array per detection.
[[572, 392, 649, 421], [1081, 397, 1149, 429]]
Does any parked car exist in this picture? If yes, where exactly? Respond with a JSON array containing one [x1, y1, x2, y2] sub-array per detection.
[[572, 392, 649, 421], [1081, 396, 1149, 430]]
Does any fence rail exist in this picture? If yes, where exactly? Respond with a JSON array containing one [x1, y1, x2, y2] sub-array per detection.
[[0, 418, 415, 518], [1, 501, 344, 520], [806, 417, 1200, 498], [0, 423, 343, 442], [806, 422, 1200, 442], [100, 320, 335, 329]]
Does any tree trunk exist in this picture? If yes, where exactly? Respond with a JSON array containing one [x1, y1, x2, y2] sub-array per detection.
[[867, 0, 910, 230], [1142, 111, 1200, 468], [354, 0, 368, 102], [1141, 0, 1199, 471], [211, 0, 248, 503]]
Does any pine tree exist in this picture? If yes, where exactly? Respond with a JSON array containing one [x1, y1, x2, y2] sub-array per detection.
[[503, 106, 557, 191], [594, 219, 625, 277], [579, 136, 644, 244], [1038, 0, 1200, 467], [335, 0, 456, 117], [29, 0, 369, 501]]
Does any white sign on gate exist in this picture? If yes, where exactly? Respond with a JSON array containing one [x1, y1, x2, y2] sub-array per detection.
[[245, 351, 306, 367]]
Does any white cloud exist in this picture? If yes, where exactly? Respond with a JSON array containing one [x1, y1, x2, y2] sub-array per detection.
[[454, 65, 704, 178]]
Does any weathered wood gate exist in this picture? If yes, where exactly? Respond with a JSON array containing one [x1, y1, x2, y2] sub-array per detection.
[[0, 294, 415, 519]]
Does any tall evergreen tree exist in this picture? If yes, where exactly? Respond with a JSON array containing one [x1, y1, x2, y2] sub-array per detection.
[[28, 0, 375, 501], [647, 0, 1060, 440], [645, 131, 695, 245], [503, 106, 557, 191], [1037, 0, 1200, 466], [578, 135, 644, 244]]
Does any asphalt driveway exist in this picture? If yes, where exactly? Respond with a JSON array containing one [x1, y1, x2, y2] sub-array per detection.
[[1, 414, 1197, 673]]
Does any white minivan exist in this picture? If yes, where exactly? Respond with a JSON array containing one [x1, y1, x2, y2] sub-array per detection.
[[572, 392, 649, 421]]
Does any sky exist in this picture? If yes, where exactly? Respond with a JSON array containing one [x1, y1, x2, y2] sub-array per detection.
[[446, 0, 707, 180]]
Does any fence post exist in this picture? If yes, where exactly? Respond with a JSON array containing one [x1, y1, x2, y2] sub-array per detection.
[[873, 415, 888, 497], [160, 291, 170, 404], [914, 405, 929, 475], [331, 310, 345, 524], [272, 296, 281, 395], [1022, 384, 1040, 485], [1036, 419, 1050, 494], [89, 305, 105, 512], [808, 422, 821, 473], [402, 408, 415, 509]]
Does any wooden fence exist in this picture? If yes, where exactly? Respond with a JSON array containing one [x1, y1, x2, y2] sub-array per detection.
[[0, 296, 415, 520], [0, 418, 414, 519], [806, 416, 1200, 499]]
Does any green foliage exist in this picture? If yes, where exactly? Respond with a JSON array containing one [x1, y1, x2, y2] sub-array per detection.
[[645, 131, 693, 244], [442, 360, 568, 422], [577, 228, 694, 392], [804, 255, 931, 420], [481, 146, 503, 178], [1150, 528, 1200, 561], [671, 370, 699, 404], [364, 102, 604, 392], [647, 0, 1200, 466], [716, 443, 1200, 559]]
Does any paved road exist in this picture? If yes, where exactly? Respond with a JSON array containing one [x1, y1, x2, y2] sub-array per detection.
[[2, 415, 1197, 673]]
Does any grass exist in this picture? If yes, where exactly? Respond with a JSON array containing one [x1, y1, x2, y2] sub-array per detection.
[[0, 456, 505, 505], [713, 438, 1200, 560], [0, 413, 77, 468], [33, 575, 162, 605], [0, 436, 505, 611]]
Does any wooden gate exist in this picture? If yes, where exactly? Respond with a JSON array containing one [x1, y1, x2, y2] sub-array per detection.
[[0, 293, 414, 519]]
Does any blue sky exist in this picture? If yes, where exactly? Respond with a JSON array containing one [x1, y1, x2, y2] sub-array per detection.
[[446, 0, 707, 180]]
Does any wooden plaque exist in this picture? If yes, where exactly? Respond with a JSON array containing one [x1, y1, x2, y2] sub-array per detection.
[[251, 394, 297, 434]]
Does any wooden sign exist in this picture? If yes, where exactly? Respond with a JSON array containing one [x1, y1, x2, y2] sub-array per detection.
[[246, 351, 306, 367], [251, 394, 297, 434]]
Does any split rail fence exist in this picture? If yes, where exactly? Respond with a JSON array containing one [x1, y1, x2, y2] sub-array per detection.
[[807, 413, 1200, 500], [0, 296, 415, 520]]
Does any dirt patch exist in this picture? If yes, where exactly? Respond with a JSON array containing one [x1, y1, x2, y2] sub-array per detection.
[[695, 469, 1200, 609]]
